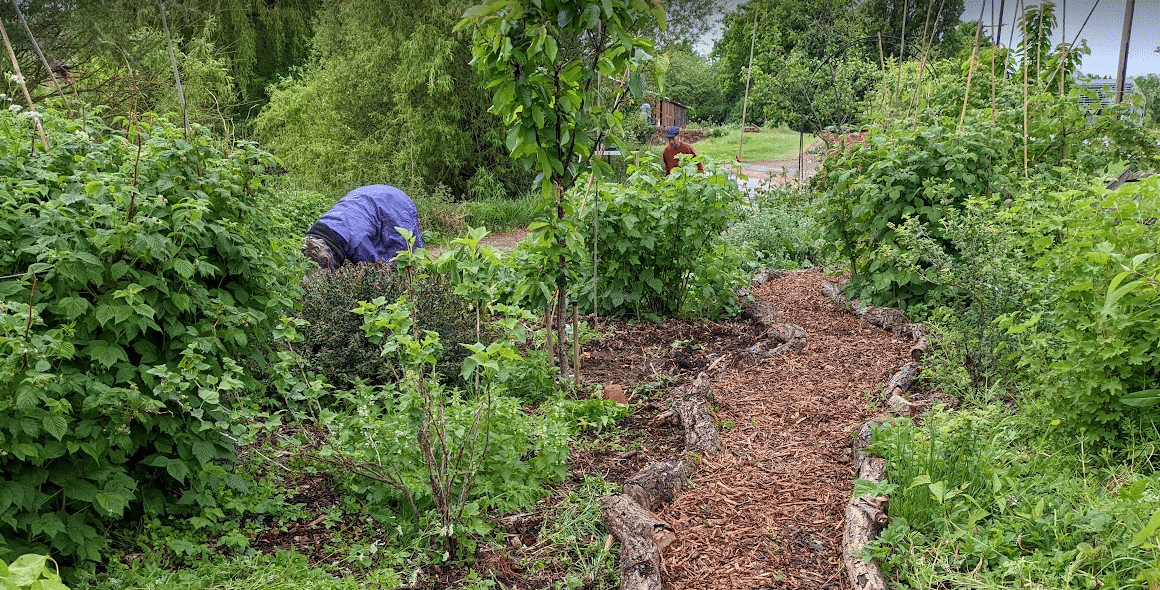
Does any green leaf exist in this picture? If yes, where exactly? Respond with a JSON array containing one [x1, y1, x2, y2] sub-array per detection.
[[172, 258, 196, 279], [7, 554, 48, 586], [1132, 508, 1160, 547], [1121, 389, 1160, 407], [627, 70, 645, 100], [56, 296, 91, 320], [94, 491, 131, 516], [86, 340, 128, 368], [41, 414, 68, 441]]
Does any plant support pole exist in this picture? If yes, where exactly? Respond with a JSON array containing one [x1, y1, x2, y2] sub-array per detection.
[[1115, 0, 1134, 104], [737, 1, 758, 164], [0, 17, 49, 151], [158, 1, 190, 137]]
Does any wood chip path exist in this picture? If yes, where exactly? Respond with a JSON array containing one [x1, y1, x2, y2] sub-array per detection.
[[657, 270, 912, 590]]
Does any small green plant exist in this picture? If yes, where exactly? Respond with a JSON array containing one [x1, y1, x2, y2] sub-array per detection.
[[1, 555, 68, 590]]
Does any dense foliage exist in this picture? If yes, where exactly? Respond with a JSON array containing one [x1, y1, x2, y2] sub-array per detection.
[[569, 159, 748, 319], [0, 108, 302, 563], [0, 1, 316, 131], [294, 263, 476, 388], [255, 0, 525, 196]]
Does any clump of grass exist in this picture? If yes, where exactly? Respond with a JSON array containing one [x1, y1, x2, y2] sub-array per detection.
[[464, 192, 539, 234]]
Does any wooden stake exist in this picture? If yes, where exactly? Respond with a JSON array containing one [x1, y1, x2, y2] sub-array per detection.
[[0, 16, 49, 151], [572, 301, 580, 387], [737, 1, 758, 162], [1115, 0, 1135, 104], [958, 0, 988, 131]]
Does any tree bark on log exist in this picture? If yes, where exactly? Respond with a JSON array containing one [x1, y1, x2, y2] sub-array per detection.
[[674, 373, 721, 454], [624, 458, 696, 512], [601, 372, 722, 590], [845, 419, 890, 590], [601, 494, 675, 590], [820, 281, 908, 332], [882, 361, 920, 398], [843, 495, 890, 590]]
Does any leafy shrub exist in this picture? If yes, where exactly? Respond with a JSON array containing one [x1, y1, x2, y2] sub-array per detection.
[[892, 195, 1039, 400], [294, 263, 476, 388], [410, 183, 467, 246], [0, 109, 302, 563], [1011, 176, 1160, 441], [820, 122, 1018, 308], [567, 159, 748, 320]]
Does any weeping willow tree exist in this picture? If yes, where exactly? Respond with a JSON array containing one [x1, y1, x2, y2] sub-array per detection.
[[0, 0, 315, 128], [254, 0, 525, 195]]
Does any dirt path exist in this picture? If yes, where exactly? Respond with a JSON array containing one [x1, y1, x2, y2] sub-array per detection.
[[574, 270, 913, 590]]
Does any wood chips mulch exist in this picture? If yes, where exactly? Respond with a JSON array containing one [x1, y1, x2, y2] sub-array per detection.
[[575, 270, 915, 590]]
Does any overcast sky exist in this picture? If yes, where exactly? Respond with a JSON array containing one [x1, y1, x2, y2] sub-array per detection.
[[697, 1, 1160, 77], [963, 0, 1160, 77]]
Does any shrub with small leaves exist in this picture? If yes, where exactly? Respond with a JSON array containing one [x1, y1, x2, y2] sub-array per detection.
[[294, 263, 476, 388]]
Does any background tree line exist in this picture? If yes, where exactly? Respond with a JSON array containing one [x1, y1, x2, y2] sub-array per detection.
[[4, 0, 1156, 197]]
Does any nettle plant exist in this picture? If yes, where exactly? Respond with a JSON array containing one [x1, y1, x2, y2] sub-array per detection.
[[0, 108, 301, 562]]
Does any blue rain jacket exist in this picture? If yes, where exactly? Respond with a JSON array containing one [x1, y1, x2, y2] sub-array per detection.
[[314, 185, 423, 264]]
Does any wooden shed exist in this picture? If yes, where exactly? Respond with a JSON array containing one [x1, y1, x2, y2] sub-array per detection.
[[646, 98, 687, 128]]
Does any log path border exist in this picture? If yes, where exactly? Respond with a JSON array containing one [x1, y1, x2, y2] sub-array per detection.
[[598, 269, 813, 590], [821, 280, 928, 590], [600, 269, 926, 590]]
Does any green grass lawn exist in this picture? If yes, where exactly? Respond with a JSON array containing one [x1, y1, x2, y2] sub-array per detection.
[[691, 126, 815, 163]]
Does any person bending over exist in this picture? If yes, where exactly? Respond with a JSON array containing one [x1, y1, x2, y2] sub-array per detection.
[[302, 184, 424, 271]]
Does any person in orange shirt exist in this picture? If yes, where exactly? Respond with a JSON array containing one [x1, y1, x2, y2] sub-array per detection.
[[661, 126, 703, 176]]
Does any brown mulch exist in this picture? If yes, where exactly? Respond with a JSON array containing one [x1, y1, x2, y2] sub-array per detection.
[[647, 270, 912, 590]]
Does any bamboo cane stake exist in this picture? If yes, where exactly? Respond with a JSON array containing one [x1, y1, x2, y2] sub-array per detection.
[[10, 0, 70, 115], [572, 301, 580, 387], [158, 1, 189, 138], [0, 17, 49, 151], [737, 1, 758, 163], [958, 0, 988, 131], [1020, 0, 1029, 178]]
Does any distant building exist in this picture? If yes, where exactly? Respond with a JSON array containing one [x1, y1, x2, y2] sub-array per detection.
[[642, 98, 687, 128], [1078, 77, 1143, 121]]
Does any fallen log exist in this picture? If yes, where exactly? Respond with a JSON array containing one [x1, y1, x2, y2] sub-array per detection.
[[820, 281, 908, 332], [601, 372, 722, 590], [601, 494, 675, 590], [845, 420, 889, 590], [674, 373, 721, 454], [624, 457, 697, 512], [843, 495, 890, 590], [882, 361, 920, 399]]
